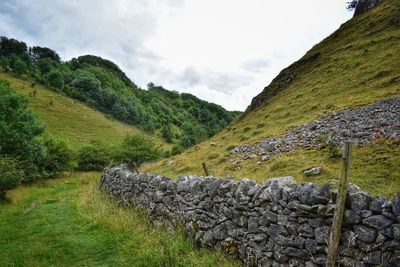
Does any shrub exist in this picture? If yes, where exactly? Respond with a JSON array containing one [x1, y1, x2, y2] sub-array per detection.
[[327, 140, 341, 159], [77, 141, 112, 171], [0, 157, 24, 200], [0, 81, 45, 155], [114, 134, 162, 165], [162, 125, 173, 143], [40, 134, 74, 176], [11, 57, 28, 75], [47, 69, 64, 89], [171, 145, 184, 156]]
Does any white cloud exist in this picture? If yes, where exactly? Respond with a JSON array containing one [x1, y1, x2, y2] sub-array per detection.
[[0, 0, 352, 111]]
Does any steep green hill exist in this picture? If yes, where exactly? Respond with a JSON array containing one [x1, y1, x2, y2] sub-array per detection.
[[144, 0, 400, 197], [0, 71, 164, 150], [0, 41, 240, 148]]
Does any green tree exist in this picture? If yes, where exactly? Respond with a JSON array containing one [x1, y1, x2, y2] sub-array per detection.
[[71, 73, 102, 101], [0, 56, 9, 70], [29, 46, 61, 63], [47, 69, 64, 88], [36, 58, 57, 74], [114, 134, 162, 165], [11, 57, 28, 75], [162, 124, 173, 143], [0, 81, 44, 156]]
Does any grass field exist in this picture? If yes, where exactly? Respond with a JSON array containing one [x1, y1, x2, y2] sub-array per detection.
[[0, 172, 239, 266], [0, 71, 168, 150], [143, 0, 400, 197]]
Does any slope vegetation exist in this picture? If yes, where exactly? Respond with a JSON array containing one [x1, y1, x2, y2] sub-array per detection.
[[0, 41, 240, 148], [0, 71, 162, 149], [143, 0, 400, 197]]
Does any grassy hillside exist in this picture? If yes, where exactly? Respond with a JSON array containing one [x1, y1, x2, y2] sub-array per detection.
[[0, 172, 239, 266], [0, 71, 167, 150], [143, 0, 400, 197], [0, 40, 240, 148]]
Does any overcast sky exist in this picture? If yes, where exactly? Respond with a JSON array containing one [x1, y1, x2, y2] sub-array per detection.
[[0, 0, 352, 111]]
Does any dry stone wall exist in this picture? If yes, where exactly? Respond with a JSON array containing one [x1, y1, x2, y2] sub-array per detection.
[[100, 165, 400, 266]]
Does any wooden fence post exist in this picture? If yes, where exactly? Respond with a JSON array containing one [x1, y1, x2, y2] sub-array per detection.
[[326, 141, 352, 267], [202, 162, 210, 176]]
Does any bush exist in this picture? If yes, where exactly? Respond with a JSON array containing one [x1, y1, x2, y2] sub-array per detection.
[[11, 57, 28, 75], [114, 134, 162, 165], [327, 140, 341, 159], [40, 134, 74, 176], [171, 145, 184, 156], [0, 81, 44, 156], [0, 157, 24, 199], [47, 69, 64, 89], [77, 141, 112, 171]]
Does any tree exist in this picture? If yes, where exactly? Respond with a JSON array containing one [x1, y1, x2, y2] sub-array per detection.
[[0, 37, 28, 57], [162, 124, 174, 143], [71, 73, 101, 98], [11, 57, 28, 75], [0, 56, 9, 70], [47, 69, 64, 88], [0, 81, 44, 156], [37, 58, 57, 74], [29, 46, 61, 63], [114, 134, 162, 165]]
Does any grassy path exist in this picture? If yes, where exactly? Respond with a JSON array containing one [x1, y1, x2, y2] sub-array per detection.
[[0, 172, 238, 267]]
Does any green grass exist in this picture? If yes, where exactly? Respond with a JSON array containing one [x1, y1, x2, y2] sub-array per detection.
[[143, 0, 400, 197], [0, 72, 168, 150], [143, 141, 400, 198], [0, 172, 239, 266]]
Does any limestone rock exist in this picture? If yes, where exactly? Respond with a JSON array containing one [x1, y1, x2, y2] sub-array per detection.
[[362, 215, 393, 230], [354, 225, 377, 243], [304, 167, 321, 176], [349, 192, 371, 215]]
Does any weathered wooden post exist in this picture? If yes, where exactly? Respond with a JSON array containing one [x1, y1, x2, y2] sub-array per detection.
[[202, 162, 210, 176], [326, 141, 352, 267]]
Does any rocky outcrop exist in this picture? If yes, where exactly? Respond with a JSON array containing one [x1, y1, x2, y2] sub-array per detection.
[[232, 97, 400, 161], [354, 0, 381, 16], [100, 165, 400, 266]]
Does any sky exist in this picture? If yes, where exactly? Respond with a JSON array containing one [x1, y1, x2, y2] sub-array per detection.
[[0, 0, 352, 111]]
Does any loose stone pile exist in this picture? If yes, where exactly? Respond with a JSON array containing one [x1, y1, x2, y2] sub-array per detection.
[[100, 165, 400, 266], [231, 97, 400, 161]]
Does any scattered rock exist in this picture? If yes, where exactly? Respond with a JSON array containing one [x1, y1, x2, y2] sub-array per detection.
[[265, 176, 296, 188], [231, 98, 400, 161], [304, 167, 322, 176]]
